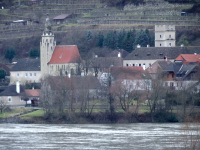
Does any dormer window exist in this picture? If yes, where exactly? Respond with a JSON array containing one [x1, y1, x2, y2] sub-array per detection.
[[160, 53, 163, 56], [147, 53, 150, 56]]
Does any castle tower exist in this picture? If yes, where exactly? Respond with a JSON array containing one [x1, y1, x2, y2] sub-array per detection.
[[155, 25, 175, 47], [40, 14, 56, 78]]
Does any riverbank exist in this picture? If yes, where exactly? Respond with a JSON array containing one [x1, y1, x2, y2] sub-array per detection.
[[0, 111, 186, 124]]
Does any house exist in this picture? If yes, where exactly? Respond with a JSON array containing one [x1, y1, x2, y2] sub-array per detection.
[[174, 53, 200, 65], [100, 66, 151, 91], [41, 76, 101, 103], [155, 25, 175, 47], [0, 81, 26, 106], [24, 89, 41, 106], [84, 56, 123, 77], [163, 62, 199, 90], [106, 49, 129, 58], [10, 58, 41, 85], [146, 60, 172, 79], [53, 14, 72, 25], [123, 47, 200, 70]]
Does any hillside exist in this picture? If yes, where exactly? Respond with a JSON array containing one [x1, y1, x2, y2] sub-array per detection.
[[0, 0, 200, 62]]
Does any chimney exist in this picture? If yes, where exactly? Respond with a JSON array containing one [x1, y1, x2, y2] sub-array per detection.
[[118, 52, 121, 57], [194, 53, 197, 56], [95, 55, 98, 58], [143, 64, 146, 70], [81, 70, 84, 77], [147, 44, 149, 47], [137, 44, 141, 48], [32, 86, 34, 90], [68, 74, 71, 78], [180, 44, 184, 47], [16, 81, 20, 94]]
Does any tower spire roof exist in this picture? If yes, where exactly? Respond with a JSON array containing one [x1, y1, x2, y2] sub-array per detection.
[[44, 13, 52, 34]]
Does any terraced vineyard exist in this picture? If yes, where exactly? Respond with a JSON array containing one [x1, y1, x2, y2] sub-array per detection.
[[0, 0, 199, 40]]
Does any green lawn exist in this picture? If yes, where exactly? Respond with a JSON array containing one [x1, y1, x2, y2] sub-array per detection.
[[0, 108, 33, 118], [20, 110, 44, 118]]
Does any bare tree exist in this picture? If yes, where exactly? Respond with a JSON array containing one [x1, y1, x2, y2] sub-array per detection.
[[0, 99, 7, 114]]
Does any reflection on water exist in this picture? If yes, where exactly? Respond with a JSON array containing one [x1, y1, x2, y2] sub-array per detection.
[[0, 123, 198, 150]]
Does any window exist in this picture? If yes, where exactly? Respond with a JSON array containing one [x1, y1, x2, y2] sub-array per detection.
[[172, 73, 174, 78], [149, 63, 151, 67], [133, 64, 135, 66], [17, 73, 19, 77], [160, 35, 161, 38], [8, 97, 12, 102], [169, 35, 171, 38], [71, 68, 74, 75], [46, 39, 48, 42], [25, 73, 28, 77], [170, 82, 174, 87], [126, 64, 128, 66], [30, 73, 32, 76], [169, 43, 171, 46], [143, 63, 145, 65], [50, 39, 52, 43], [34, 73, 37, 77], [139, 64, 141, 66], [160, 44, 161, 47], [20, 97, 23, 102]]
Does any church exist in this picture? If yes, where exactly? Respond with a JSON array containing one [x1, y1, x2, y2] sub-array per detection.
[[10, 15, 82, 85]]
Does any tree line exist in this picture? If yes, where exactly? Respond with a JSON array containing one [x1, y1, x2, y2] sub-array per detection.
[[95, 28, 154, 53]]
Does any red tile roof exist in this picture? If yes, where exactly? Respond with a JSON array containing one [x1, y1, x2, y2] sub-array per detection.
[[110, 67, 147, 80], [175, 54, 200, 62], [48, 45, 81, 64], [25, 89, 41, 97]]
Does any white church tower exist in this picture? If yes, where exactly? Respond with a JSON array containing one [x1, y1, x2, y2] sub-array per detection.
[[40, 14, 56, 78], [155, 25, 175, 47]]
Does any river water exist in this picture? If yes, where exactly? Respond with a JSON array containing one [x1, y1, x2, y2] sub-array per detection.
[[0, 123, 199, 150]]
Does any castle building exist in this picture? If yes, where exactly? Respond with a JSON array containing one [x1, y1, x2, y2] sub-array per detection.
[[155, 25, 176, 47]]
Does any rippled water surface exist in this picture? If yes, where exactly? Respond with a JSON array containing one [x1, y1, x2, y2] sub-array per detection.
[[0, 123, 198, 150]]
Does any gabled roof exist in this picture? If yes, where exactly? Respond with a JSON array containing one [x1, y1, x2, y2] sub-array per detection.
[[85, 57, 123, 71], [0, 63, 10, 76], [110, 66, 147, 80], [45, 76, 101, 90], [164, 62, 197, 80], [48, 45, 81, 64], [124, 47, 200, 60], [175, 54, 200, 62], [11, 59, 40, 71], [0, 85, 25, 96], [106, 49, 129, 58], [53, 14, 70, 20], [147, 60, 171, 74], [25, 89, 41, 97]]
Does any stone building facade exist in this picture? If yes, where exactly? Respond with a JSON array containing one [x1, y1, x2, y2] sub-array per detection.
[[155, 25, 176, 47]]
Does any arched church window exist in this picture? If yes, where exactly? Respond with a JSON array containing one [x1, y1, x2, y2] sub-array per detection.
[[71, 68, 74, 75]]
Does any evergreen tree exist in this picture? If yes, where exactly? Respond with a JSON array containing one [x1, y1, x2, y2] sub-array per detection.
[[97, 32, 104, 48], [134, 29, 149, 47], [103, 31, 118, 49], [4, 47, 16, 63], [117, 29, 126, 49], [29, 48, 40, 58], [0, 68, 6, 80], [86, 30, 93, 41], [122, 30, 134, 53], [145, 29, 151, 45]]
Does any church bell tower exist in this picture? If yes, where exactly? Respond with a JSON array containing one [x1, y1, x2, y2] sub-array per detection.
[[40, 14, 56, 78]]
